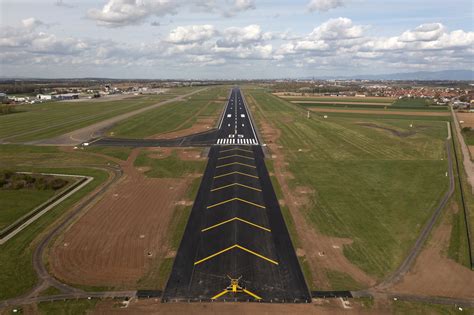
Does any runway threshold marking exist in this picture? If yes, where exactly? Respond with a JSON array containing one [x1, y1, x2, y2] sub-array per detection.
[[201, 217, 271, 232], [194, 244, 278, 265], [216, 162, 256, 169], [211, 182, 261, 192], [218, 154, 254, 161], [207, 197, 266, 209], [220, 147, 253, 154], [214, 171, 258, 179]]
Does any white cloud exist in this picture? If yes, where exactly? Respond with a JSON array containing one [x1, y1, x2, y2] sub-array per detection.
[[217, 24, 268, 47], [399, 23, 445, 42], [21, 18, 45, 30], [167, 25, 216, 44], [307, 0, 347, 12], [87, 0, 179, 27], [234, 0, 255, 11], [1, 17, 473, 77], [309, 17, 364, 40]]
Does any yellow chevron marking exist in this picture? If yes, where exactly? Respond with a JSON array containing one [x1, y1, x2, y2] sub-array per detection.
[[194, 244, 278, 265], [220, 147, 253, 154], [201, 217, 271, 232], [214, 171, 258, 179], [211, 182, 261, 192], [207, 197, 265, 209], [218, 154, 254, 161], [216, 162, 256, 169]]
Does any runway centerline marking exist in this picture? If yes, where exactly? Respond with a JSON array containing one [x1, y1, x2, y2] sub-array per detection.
[[211, 182, 261, 192], [213, 171, 258, 179], [194, 244, 278, 265], [216, 162, 256, 169], [201, 217, 271, 232], [207, 197, 266, 209], [218, 154, 254, 161]]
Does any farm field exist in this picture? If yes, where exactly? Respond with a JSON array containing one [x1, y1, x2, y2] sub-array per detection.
[[50, 147, 206, 290], [0, 87, 198, 143], [245, 87, 450, 288], [109, 87, 227, 138]]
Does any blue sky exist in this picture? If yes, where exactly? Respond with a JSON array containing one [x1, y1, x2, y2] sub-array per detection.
[[0, 0, 473, 78]]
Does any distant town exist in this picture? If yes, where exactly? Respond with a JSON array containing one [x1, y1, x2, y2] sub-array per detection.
[[1, 78, 473, 111]]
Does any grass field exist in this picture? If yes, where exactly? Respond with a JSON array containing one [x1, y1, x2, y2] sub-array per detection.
[[0, 144, 115, 300], [0, 167, 108, 300], [134, 150, 206, 178], [247, 87, 450, 280], [0, 189, 56, 230], [0, 88, 198, 143], [109, 87, 227, 138], [275, 95, 395, 103], [38, 298, 98, 314]]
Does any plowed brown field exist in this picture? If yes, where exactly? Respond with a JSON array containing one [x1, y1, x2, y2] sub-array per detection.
[[50, 149, 191, 287]]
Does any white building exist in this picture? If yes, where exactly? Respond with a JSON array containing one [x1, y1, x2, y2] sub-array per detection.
[[37, 94, 53, 100]]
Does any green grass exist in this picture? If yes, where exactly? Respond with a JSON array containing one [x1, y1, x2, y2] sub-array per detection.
[[324, 269, 363, 291], [0, 189, 56, 230], [448, 129, 473, 267], [460, 127, 474, 146], [0, 92, 191, 142], [392, 97, 434, 107], [281, 97, 394, 103], [110, 87, 227, 138], [38, 298, 98, 315], [247, 88, 450, 280], [392, 300, 471, 314], [0, 145, 106, 169], [309, 111, 451, 121], [0, 167, 109, 300], [134, 150, 205, 178], [38, 286, 62, 296]]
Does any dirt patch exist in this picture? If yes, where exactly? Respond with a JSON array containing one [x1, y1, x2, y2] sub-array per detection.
[[50, 148, 191, 288], [92, 298, 386, 314], [456, 112, 474, 129], [146, 147, 204, 161], [147, 118, 215, 140], [391, 202, 474, 299], [309, 107, 449, 117], [356, 123, 416, 138], [256, 107, 376, 290]]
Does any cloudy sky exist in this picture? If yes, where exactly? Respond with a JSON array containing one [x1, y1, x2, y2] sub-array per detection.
[[0, 0, 473, 79]]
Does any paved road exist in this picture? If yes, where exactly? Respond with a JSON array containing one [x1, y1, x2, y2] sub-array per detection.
[[31, 88, 208, 146], [163, 88, 310, 302]]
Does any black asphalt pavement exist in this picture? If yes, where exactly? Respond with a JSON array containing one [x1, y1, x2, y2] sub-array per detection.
[[162, 88, 310, 302]]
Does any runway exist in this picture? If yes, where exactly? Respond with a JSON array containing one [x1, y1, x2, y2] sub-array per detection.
[[162, 88, 310, 302]]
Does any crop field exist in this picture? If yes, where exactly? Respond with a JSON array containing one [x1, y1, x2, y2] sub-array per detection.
[[0, 87, 197, 143], [109, 87, 228, 138], [246, 87, 450, 281]]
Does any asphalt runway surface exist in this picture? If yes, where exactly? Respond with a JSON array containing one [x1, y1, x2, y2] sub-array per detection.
[[162, 88, 310, 302]]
